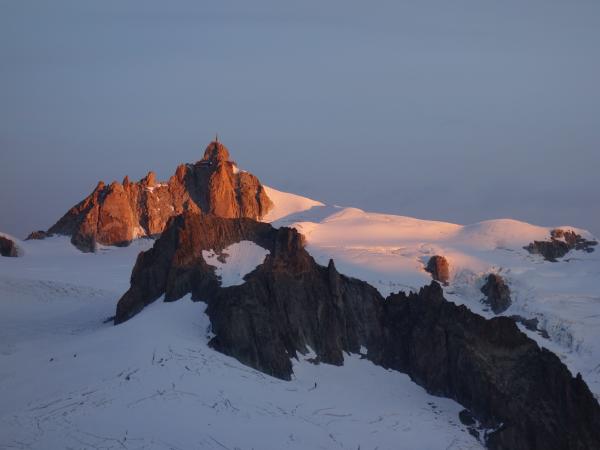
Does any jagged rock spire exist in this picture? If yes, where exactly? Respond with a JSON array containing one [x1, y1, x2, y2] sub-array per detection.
[[43, 139, 273, 252]]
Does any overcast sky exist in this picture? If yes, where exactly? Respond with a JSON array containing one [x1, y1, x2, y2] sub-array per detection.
[[1, 1, 599, 238]]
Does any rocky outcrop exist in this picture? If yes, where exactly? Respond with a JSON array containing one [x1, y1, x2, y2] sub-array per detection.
[[0, 235, 19, 257], [425, 255, 450, 285], [207, 250, 383, 380], [114, 209, 278, 324], [524, 229, 597, 262], [44, 141, 273, 252], [480, 273, 511, 314], [25, 230, 49, 240], [115, 212, 600, 450], [114, 210, 382, 378], [378, 283, 600, 450]]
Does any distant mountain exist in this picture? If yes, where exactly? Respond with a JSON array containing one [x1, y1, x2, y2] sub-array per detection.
[[34, 141, 272, 252]]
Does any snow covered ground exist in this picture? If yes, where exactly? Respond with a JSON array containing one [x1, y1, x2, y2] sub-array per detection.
[[0, 237, 482, 450], [1, 185, 598, 449], [264, 188, 600, 398]]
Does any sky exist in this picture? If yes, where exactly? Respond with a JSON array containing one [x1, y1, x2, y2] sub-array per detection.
[[1, 1, 599, 238]]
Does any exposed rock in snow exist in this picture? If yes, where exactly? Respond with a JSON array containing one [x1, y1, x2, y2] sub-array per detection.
[[480, 273, 511, 314], [41, 141, 273, 252], [0, 235, 20, 257], [524, 228, 598, 262], [425, 255, 450, 285]]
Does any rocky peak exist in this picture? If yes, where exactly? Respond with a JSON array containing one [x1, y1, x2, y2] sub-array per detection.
[[40, 140, 273, 252], [202, 141, 230, 163], [142, 171, 157, 187]]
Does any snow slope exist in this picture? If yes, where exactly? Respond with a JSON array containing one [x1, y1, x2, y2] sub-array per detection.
[[266, 189, 600, 397], [0, 236, 482, 450], [262, 186, 325, 222], [1, 185, 598, 449]]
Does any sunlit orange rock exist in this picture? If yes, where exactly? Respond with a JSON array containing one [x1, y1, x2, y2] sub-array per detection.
[[425, 255, 450, 285], [45, 141, 273, 252]]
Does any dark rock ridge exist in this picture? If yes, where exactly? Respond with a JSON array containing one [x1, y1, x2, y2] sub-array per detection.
[[524, 229, 597, 262], [43, 141, 272, 252], [480, 273, 511, 314], [115, 209, 383, 378], [0, 235, 19, 257], [425, 255, 450, 285], [115, 212, 600, 450], [379, 284, 600, 450]]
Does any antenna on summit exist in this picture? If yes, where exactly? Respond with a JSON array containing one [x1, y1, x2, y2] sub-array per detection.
[[215, 133, 219, 143]]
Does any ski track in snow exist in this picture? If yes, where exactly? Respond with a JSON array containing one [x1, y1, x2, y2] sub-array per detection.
[[1, 185, 599, 448]]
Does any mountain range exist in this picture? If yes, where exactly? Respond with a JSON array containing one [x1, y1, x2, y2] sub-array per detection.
[[1, 140, 599, 450]]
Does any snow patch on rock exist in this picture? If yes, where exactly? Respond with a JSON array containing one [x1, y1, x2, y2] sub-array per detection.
[[202, 241, 270, 287]]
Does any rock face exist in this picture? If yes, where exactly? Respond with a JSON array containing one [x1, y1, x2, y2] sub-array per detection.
[[208, 248, 383, 380], [0, 236, 19, 257], [425, 255, 450, 285], [524, 229, 597, 262], [480, 273, 511, 314], [44, 141, 273, 252], [115, 212, 600, 450], [114, 210, 382, 379], [114, 209, 278, 325], [378, 283, 600, 450]]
